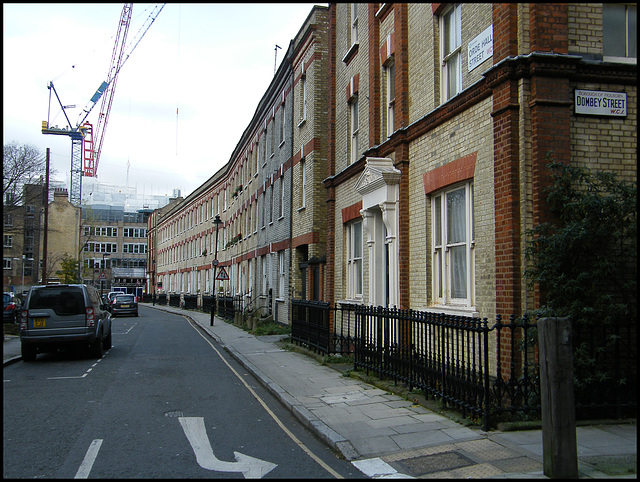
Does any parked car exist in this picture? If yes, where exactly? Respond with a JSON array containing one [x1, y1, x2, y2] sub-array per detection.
[[110, 293, 138, 317], [19, 284, 112, 361], [3, 292, 21, 324], [105, 291, 125, 312]]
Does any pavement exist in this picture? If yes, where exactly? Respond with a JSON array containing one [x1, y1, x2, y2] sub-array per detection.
[[4, 304, 637, 479]]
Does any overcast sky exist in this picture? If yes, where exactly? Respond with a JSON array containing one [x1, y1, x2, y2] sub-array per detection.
[[3, 3, 319, 199]]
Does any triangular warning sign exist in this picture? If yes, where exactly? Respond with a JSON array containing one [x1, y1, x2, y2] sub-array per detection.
[[215, 267, 229, 281]]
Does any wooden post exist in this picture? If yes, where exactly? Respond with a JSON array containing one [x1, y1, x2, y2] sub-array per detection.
[[538, 316, 578, 478]]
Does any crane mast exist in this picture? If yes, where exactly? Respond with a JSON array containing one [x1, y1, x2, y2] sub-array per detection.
[[42, 3, 165, 205], [83, 4, 132, 178]]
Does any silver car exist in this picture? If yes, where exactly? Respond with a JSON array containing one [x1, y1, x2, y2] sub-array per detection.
[[20, 284, 112, 361]]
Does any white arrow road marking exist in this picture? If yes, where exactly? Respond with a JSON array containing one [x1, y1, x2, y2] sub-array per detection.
[[179, 416, 277, 479]]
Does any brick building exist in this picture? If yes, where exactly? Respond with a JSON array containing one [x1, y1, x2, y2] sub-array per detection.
[[3, 184, 46, 294], [325, 3, 636, 321], [151, 7, 330, 324], [46, 188, 81, 284], [148, 4, 636, 331]]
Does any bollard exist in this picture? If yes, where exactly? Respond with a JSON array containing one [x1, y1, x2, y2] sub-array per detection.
[[538, 316, 578, 479]]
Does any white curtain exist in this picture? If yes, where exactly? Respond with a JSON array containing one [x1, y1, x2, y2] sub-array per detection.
[[447, 188, 467, 299]]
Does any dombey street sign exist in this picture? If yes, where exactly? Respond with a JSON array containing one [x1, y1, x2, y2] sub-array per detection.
[[575, 89, 627, 117]]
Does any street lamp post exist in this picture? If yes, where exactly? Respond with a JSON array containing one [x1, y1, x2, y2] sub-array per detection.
[[100, 253, 110, 298], [152, 260, 156, 306], [211, 214, 222, 326], [13, 256, 34, 296]]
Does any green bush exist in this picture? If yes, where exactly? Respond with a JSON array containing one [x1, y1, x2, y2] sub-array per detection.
[[525, 161, 637, 396]]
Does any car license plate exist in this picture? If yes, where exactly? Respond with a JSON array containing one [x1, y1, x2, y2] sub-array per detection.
[[34, 318, 46, 328], [121, 304, 130, 308]]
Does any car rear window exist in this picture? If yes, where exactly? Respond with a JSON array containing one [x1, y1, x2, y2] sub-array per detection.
[[116, 295, 135, 303], [28, 288, 85, 315]]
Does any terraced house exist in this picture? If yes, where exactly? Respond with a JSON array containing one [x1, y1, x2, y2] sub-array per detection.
[[149, 3, 636, 330], [150, 7, 330, 324]]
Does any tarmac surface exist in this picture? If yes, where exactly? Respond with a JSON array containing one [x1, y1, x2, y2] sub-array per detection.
[[4, 303, 637, 479]]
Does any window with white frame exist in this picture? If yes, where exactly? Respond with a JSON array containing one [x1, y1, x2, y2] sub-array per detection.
[[4, 214, 13, 227], [279, 251, 286, 298], [84, 242, 118, 253], [300, 70, 307, 122], [269, 184, 274, 223], [279, 176, 285, 219], [386, 60, 395, 137], [431, 182, 474, 307], [440, 4, 462, 101], [351, 3, 359, 45], [350, 97, 359, 164], [299, 159, 306, 209], [4, 258, 12, 270], [3, 235, 12, 248], [280, 97, 286, 145], [262, 255, 268, 295], [270, 116, 275, 156], [603, 4, 637, 62], [346, 220, 363, 299]]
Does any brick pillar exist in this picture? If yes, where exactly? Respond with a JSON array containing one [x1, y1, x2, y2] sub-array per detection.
[[325, 3, 337, 313], [491, 4, 522, 380], [394, 3, 409, 128], [528, 4, 571, 305], [394, 4, 410, 310], [491, 4, 521, 319], [368, 3, 381, 147]]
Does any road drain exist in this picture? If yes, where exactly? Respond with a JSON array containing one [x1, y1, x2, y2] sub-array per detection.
[[397, 451, 474, 476]]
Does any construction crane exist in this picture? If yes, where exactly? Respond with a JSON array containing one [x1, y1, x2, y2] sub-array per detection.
[[42, 3, 165, 205]]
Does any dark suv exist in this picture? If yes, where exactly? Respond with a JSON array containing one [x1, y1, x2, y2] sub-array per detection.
[[20, 284, 112, 361]]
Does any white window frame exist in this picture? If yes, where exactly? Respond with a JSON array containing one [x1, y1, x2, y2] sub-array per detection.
[[346, 220, 363, 300], [279, 96, 286, 145], [351, 3, 359, 45], [262, 255, 268, 295], [386, 60, 395, 137], [269, 185, 274, 224], [301, 71, 307, 122], [278, 251, 286, 298], [431, 182, 475, 308], [603, 4, 637, 63], [4, 235, 13, 248], [299, 158, 306, 209], [440, 4, 462, 102], [279, 176, 285, 219], [350, 97, 359, 164]]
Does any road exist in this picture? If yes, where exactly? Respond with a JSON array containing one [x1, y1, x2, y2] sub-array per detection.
[[3, 306, 363, 478]]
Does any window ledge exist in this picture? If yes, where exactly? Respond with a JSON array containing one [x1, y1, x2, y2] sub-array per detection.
[[342, 42, 359, 65], [422, 305, 479, 318], [338, 298, 363, 305]]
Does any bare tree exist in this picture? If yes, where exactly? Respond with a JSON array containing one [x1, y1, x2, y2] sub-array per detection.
[[3, 142, 49, 204]]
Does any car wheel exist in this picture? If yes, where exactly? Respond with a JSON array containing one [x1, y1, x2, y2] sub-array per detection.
[[104, 329, 112, 350], [21, 343, 37, 362], [135, 312, 139, 317], [92, 333, 104, 358]]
